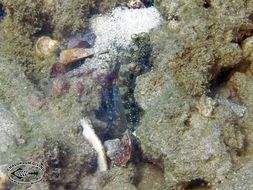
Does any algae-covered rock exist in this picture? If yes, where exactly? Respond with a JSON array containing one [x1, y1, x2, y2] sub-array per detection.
[[136, 164, 166, 190], [135, 79, 243, 188], [94, 0, 117, 14], [149, 0, 245, 96], [0, 0, 111, 63], [96, 166, 137, 190], [133, 0, 253, 189], [0, 102, 20, 163], [228, 72, 253, 155], [0, 57, 100, 189], [216, 159, 253, 190], [2, 0, 253, 189], [0, 0, 93, 37]]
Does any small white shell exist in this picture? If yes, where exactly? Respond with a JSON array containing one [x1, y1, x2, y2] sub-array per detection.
[[197, 95, 217, 117], [35, 36, 60, 58]]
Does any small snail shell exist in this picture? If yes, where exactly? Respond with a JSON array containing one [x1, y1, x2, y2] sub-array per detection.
[[35, 36, 60, 59]]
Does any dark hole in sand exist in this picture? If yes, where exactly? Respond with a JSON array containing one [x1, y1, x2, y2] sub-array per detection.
[[185, 178, 210, 189], [203, 0, 211, 9]]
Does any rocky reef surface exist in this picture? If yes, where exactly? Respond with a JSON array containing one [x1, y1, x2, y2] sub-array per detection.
[[135, 0, 253, 189], [1, 0, 253, 190]]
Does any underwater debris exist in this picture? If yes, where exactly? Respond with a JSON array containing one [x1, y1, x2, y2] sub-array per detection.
[[80, 118, 108, 172], [104, 138, 121, 160], [111, 130, 141, 167], [59, 48, 94, 65], [196, 95, 217, 117], [35, 36, 60, 59], [111, 131, 133, 167]]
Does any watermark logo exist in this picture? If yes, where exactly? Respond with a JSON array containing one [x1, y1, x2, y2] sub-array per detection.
[[7, 161, 44, 185]]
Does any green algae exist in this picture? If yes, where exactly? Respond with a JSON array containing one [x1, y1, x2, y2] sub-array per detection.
[[134, 0, 253, 189], [0, 0, 94, 64], [0, 57, 100, 190]]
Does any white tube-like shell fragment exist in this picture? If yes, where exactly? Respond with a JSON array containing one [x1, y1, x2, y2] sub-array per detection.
[[80, 118, 107, 172]]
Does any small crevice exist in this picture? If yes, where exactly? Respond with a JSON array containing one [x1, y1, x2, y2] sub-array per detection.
[[208, 60, 251, 97], [95, 33, 151, 139], [209, 68, 234, 90], [143, 0, 154, 8], [203, 0, 211, 9], [231, 24, 253, 46], [184, 178, 211, 190], [0, 4, 5, 22]]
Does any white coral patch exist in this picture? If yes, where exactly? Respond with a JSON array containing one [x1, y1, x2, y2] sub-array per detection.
[[90, 7, 163, 52]]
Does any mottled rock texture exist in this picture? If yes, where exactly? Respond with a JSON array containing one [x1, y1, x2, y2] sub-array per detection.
[[1, 0, 253, 189], [0, 57, 98, 190], [216, 159, 253, 190], [0, 0, 116, 63], [0, 102, 20, 160], [96, 166, 138, 190], [135, 0, 253, 189]]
